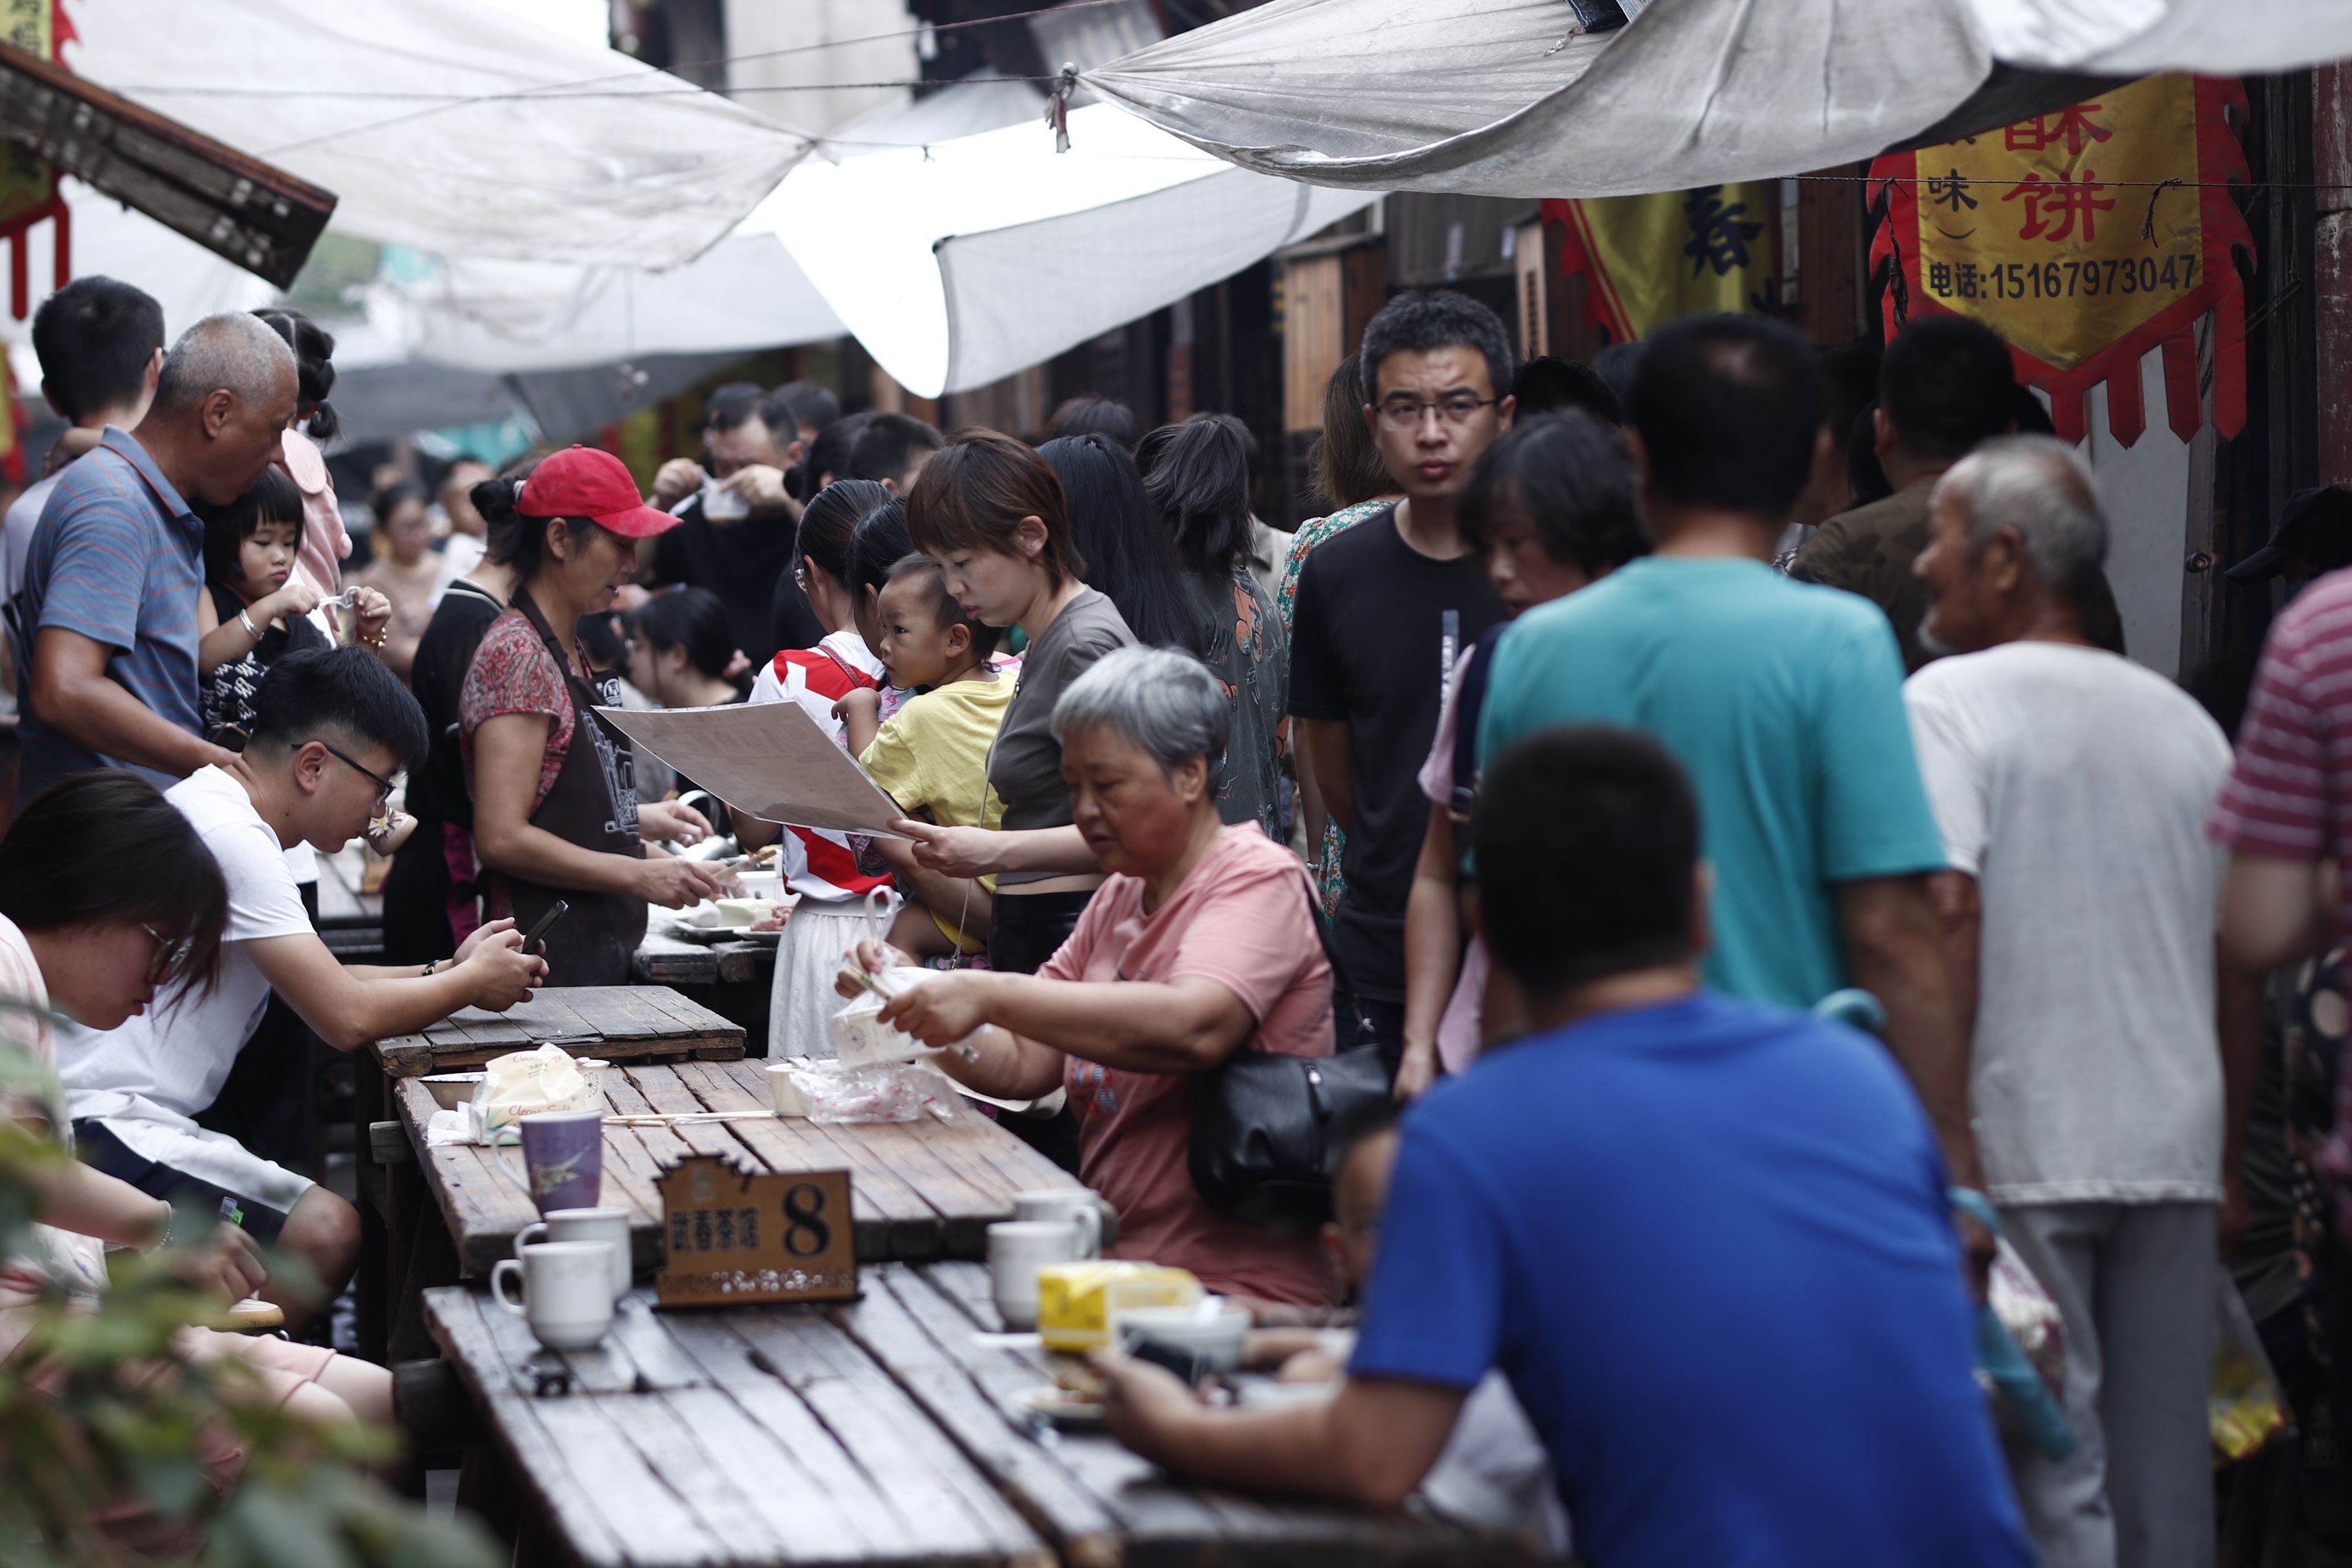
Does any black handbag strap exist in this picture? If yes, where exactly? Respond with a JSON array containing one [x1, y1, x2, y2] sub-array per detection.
[[1297, 869, 1378, 1052]]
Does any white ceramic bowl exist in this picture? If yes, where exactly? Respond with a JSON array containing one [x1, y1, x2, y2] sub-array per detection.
[[1114, 1301, 1251, 1373]]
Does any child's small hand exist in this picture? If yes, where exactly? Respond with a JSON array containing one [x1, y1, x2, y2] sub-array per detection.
[[834, 687, 881, 723], [350, 587, 393, 648], [265, 580, 322, 625]]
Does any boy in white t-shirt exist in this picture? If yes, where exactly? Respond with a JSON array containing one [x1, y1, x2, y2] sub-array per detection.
[[60, 647, 543, 1332]]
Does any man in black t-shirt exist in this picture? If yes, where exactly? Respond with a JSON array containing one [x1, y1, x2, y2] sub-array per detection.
[[644, 382, 828, 667], [1288, 292, 1514, 1062]]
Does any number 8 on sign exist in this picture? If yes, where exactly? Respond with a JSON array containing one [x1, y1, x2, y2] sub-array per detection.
[[654, 1156, 858, 1306]]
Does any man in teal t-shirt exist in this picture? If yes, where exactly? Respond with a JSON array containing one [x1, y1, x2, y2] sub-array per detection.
[[1477, 314, 1981, 1200]]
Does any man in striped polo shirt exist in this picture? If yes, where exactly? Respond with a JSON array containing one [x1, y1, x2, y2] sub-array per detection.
[[15, 313, 298, 805]]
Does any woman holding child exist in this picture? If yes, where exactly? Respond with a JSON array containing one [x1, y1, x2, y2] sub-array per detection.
[[899, 433, 1138, 974]]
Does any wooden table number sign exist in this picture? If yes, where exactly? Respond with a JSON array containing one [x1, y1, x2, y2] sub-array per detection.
[[654, 1154, 857, 1307]]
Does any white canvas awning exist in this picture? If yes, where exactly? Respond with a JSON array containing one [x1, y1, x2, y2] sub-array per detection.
[[1082, 0, 2352, 200], [762, 101, 1378, 399], [62, 0, 809, 270]]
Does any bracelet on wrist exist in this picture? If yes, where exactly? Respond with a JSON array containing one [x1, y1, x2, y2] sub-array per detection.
[[237, 607, 261, 640]]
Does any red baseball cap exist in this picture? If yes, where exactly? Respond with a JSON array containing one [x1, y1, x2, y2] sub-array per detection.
[[518, 446, 679, 539]]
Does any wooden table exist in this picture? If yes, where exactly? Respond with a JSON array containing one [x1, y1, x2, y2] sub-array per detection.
[[401, 1059, 1080, 1278], [359, 987, 749, 1364], [428, 1264, 1538, 1568], [633, 930, 774, 1056]]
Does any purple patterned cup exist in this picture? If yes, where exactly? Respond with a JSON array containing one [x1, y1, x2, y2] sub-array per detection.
[[518, 1111, 603, 1215]]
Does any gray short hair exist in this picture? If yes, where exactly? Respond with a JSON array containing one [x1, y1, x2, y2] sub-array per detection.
[[152, 311, 295, 417], [1050, 645, 1228, 777], [1940, 433, 2109, 597]]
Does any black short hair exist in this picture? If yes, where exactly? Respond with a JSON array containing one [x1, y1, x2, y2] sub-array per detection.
[[1358, 290, 1514, 404], [1879, 315, 2020, 462], [703, 381, 767, 433], [1458, 412, 1647, 576], [0, 771, 229, 998], [1048, 395, 1140, 450], [197, 466, 306, 587], [1625, 314, 1823, 519], [788, 410, 874, 501], [1326, 1093, 1404, 1179], [851, 412, 945, 486], [1510, 356, 1622, 425], [1136, 414, 1255, 575], [33, 277, 163, 424], [1474, 726, 1699, 995], [630, 585, 735, 682], [883, 552, 1002, 662], [250, 646, 430, 775], [846, 497, 915, 605], [767, 379, 840, 437]]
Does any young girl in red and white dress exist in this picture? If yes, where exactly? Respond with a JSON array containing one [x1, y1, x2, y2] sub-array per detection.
[[732, 481, 902, 1058]]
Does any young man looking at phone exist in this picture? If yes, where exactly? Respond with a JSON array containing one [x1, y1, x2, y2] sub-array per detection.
[[1099, 727, 2030, 1568], [59, 648, 544, 1331]]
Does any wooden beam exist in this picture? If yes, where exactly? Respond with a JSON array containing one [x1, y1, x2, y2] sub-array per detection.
[[0, 40, 335, 287]]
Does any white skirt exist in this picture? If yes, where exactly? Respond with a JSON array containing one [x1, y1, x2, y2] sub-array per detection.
[[769, 895, 898, 1061]]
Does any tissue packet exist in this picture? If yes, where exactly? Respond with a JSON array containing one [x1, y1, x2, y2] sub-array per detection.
[[467, 1045, 604, 1142]]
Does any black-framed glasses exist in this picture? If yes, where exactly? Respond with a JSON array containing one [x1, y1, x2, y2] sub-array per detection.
[[139, 924, 190, 987], [1375, 395, 1498, 430], [316, 740, 396, 807]]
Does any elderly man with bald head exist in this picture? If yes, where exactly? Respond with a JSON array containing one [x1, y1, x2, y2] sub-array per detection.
[[1905, 433, 2253, 1568], [15, 312, 300, 803]]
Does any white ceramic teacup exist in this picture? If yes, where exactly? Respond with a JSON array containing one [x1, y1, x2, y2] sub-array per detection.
[[987, 1219, 1083, 1331], [515, 1207, 632, 1302], [491, 1241, 614, 1350], [1012, 1189, 1103, 1259]]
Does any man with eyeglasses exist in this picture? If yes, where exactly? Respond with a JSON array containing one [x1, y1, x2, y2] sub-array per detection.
[[58, 647, 544, 1334], [1287, 291, 1514, 1071]]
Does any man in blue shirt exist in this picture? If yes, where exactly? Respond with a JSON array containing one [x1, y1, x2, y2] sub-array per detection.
[[1101, 727, 2030, 1568], [1474, 312, 1983, 1205], [16, 312, 299, 803]]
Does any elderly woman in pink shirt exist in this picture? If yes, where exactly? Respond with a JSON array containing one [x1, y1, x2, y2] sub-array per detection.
[[845, 645, 1340, 1308]]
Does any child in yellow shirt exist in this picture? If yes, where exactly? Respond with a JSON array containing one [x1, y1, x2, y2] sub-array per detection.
[[837, 555, 1012, 956]]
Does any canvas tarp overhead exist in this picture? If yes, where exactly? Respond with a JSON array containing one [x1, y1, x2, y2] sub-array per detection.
[[764, 101, 1379, 399], [1081, 0, 2352, 199], [61, 0, 809, 271]]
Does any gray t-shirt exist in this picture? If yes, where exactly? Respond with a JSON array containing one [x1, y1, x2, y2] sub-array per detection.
[[1904, 641, 2234, 1205], [989, 587, 1135, 884]]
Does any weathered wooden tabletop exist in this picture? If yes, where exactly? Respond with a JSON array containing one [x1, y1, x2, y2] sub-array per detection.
[[427, 1264, 1538, 1568], [372, 985, 747, 1078], [400, 1059, 1082, 1277], [359, 986, 748, 1365]]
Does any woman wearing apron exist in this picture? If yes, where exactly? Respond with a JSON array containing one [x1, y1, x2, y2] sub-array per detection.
[[461, 448, 725, 985]]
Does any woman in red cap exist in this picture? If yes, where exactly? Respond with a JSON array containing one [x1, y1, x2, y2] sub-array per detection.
[[458, 448, 726, 984]]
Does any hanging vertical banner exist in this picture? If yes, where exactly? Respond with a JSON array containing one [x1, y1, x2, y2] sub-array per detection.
[[0, 0, 68, 320], [1541, 183, 1774, 343], [1869, 74, 2250, 447]]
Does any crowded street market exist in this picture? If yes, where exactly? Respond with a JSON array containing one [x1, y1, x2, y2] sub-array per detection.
[[4, 0, 2352, 1563]]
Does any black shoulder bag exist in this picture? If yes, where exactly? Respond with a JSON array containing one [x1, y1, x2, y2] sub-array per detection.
[[1189, 874, 1394, 1235]]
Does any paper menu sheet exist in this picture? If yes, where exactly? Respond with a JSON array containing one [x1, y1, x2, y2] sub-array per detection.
[[595, 703, 908, 838]]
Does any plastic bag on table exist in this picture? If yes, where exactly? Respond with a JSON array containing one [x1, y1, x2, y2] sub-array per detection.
[[467, 1045, 604, 1143], [2213, 1267, 2290, 1462], [786, 1058, 962, 1124], [830, 966, 947, 1066]]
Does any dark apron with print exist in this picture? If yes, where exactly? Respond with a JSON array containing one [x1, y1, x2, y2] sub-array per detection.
[[494, 589, 645, 987]]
